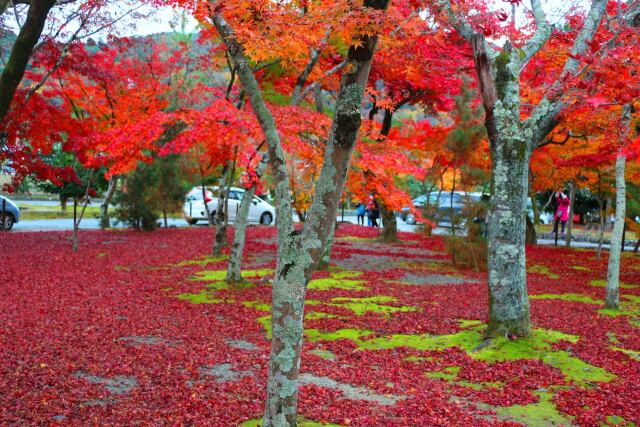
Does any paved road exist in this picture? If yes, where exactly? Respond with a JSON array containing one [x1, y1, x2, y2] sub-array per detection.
[[5, 214, 638, 252]]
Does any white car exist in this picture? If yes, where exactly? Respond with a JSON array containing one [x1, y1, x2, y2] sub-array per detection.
[[183, 186, 276, 226]]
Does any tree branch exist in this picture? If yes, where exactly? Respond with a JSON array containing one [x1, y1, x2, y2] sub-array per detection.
[[210, 4, 294, 239], [526, 0, 608, 147], [436, 0, 476, 41], [520, 0, 552, 67]]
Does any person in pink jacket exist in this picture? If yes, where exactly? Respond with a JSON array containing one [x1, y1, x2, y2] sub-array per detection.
[[552, 188, 570, 236]]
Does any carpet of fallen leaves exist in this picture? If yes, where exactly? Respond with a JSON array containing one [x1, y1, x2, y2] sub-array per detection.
[[1, 224, 639, 426]]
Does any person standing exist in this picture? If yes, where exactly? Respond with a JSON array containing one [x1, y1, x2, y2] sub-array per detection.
[[552, 188, 570, 237], [367, 194, 380, 228], [356, 201, 366, 226]]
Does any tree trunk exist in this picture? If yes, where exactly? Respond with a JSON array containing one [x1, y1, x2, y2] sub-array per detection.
[[597, 197, 605, 258], [377, 109, 398, 242], [633, 236, 639, 253], [314, 84, 324, 113], [227, 154, 269, 283], [201, 178, 214, 226], [213, 168, 229, 256], [525, 214, 537, 245], [73, 198, 78, 252], [0, 0, 57, 125], [72, 175, 93, 252], [529, 173, 541, 226], [565, 181, 576, 247], [486, 141, 532, 337], [212, 2, 388, 423], [100, 176, 117, 229], [317, 219, 337, 270], [605, 154, 627, 309], [60, 195, 68, 214], [450, 169, 456, 236], [469, 34, 532, 337], [380, 205, 398, 242]]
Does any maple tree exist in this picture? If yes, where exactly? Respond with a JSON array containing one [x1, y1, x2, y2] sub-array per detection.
[[432, 0, 639, 338], [0, 0, 143, 143], [187, 0, 397, 423]]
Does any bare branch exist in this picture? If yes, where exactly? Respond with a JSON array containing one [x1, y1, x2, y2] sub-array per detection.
[[209, 3, 295, 239], [296, 59, 347, 103], [526, 0, 609, 147], [435, 0, 476, 40], [521, 0, 552, 67]]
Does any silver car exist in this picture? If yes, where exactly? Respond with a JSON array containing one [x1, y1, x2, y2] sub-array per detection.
[[0, 195, 20, 230]]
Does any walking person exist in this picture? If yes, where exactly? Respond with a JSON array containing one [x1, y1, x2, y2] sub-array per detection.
[[552, 188, 570, 237], [356, 201, 366, 226], [367, 194, 380, 228]]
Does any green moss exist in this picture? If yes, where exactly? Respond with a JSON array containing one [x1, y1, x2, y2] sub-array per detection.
[[176, 291, 224, 304], [610, 347, 640, 361], [571, 265, 591, 271], [404, 355, 434, 362], [629, 318, 640, 328], [530, 293, 601, 304], [457, 380, 484, 390], [257, 315, 272, 339], [309, 349, 336, 360], [240, 417, 343, 427], [311, 326, 615, 384], [192, 268, 273, 282], [598, 295, 640, 317], [329, 269, 363, 279], [605, 415, 637, 426], [591, 279, 640, 289], [425, 366, 460, 381], [327, 296, 417, 315], [305, 312, 338, 320], [306, 328, 375, 342], [173, 255, 227, 267], [527, 265, 560, 280], [425, 366, 502, 391], [607, 332, 620, 343], [307, 278, 366, 291], [458, 319, 483, 328], [495, 391, 574, 427], [253, 304, 339, 339], [337, 236, 376, 242], [242, 301, 271, 312]]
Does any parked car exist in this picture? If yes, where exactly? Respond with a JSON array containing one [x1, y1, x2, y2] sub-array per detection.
[[403, 192, 552, 225], [182, 186, 276, 226], [0, 195, 20, 230]]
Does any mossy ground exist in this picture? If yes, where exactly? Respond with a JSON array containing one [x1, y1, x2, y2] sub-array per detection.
[[240, 417, 343, 427], [527, 265, 560, 280], [164, 227, 637, 426]]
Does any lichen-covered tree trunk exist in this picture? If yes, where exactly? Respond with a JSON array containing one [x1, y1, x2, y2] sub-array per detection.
[[100, 176, 118, 229], [597, 197, 605, 258], [486, 140, 532, 337], [212, 168, 229, 256], [605, 154, 627, 309], [226, 154, 269, 283], [316, 219, 336, 270], [0, 0, 57, 125], [209, 1, 389, 424], [565, 181, 576, 247]]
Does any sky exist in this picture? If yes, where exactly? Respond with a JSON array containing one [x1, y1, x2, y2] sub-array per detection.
[[127, 0, 588, 36]]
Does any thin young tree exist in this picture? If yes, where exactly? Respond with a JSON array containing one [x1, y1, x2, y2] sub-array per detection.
[[209, 0, 391, 423]]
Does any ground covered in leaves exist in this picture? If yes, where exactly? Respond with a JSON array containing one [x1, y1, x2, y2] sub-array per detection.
[[2, 225, 639, 426]]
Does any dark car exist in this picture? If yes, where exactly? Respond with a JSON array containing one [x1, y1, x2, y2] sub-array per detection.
[[402, 192, 481, 224], [0, 195, 20, 230]]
